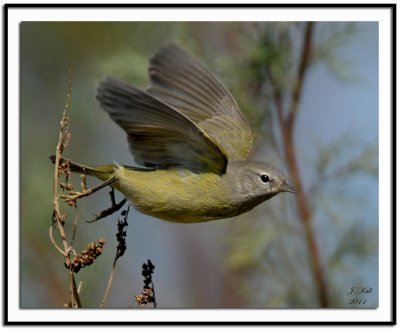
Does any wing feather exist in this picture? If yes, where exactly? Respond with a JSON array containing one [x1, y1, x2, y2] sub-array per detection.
[[96, 77, 227, 174], [147, 43, 253, 160]]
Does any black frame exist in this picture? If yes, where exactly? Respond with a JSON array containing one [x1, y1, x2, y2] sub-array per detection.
[[4, 3, 396, 326]]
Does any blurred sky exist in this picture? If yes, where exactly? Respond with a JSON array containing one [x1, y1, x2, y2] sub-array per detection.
[[20, 22, 378, 308]]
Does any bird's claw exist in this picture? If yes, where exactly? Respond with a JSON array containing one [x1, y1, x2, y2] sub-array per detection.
[[61, 189, 91, 205]]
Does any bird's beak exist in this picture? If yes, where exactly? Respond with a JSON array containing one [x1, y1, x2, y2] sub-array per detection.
[[282, 181, 296, 193]]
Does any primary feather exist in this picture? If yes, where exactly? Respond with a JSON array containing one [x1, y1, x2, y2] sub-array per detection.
[[147, 43, 254, 161], [96, 77, 227, 174]]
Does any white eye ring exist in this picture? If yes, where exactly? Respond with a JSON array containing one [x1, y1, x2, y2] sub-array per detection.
[[260, 174, 270, 183]]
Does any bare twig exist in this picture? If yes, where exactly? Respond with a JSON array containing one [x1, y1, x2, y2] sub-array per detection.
[[71, 208, 79, 246], [286, 22, 314, 131], [49, 225, 65, 255], [70, 273, 82, 308], [77, 281, 83, 295], [52, 109, 72, 252], [51, 72, 82, 308], [100, 264, 116, 309]]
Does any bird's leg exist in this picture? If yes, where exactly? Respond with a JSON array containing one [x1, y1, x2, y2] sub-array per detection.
[[62, 176, 117, 205], [87, 188, 127, 223]]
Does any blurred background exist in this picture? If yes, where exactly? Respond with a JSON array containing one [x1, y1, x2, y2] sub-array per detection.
[[20, 22, 378, 308]]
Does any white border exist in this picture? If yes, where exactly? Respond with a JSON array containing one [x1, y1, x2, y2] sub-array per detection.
[[7, 5, 393, 324]]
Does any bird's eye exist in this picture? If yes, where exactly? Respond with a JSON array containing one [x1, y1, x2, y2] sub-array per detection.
[[260, 174, 270, 183]]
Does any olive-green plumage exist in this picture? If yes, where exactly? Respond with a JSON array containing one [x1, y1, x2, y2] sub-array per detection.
[[64, 43, 294, 223], [67, 160, 294, 223]]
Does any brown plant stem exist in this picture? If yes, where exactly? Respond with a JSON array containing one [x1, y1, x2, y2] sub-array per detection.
[[100, 263, 116, 308], [276, 22, 329, 307], [51, 73, 82, 308]]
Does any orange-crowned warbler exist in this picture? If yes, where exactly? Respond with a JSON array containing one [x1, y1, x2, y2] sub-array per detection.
[[57, 43, 294, 223]]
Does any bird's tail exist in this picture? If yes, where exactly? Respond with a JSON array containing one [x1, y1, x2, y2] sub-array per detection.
[[49, 155, 114, 181]]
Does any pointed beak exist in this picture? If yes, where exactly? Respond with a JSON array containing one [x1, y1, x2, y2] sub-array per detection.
[[282, 181, 296, 193]]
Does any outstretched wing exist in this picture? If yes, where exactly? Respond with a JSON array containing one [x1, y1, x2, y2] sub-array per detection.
[[96, 77, 227, 174], [146, 43, 253, 161]]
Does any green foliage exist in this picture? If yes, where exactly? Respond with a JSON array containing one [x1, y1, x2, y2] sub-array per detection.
[[312, 23, 360, 82], [96, 47, 149, 85]]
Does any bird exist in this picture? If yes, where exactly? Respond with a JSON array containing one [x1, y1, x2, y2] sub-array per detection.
[[57, 43, 294, 223]]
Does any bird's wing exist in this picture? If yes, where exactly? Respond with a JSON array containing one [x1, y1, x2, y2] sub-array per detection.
[[96, 77, 227, 174], [146, 43, 253, 161]]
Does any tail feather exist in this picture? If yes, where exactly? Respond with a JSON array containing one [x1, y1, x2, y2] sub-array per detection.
[[49, 155, 113, 180], [49, 154, 157, 182]]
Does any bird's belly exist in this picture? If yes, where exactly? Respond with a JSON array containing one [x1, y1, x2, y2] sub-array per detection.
[[131, 188, 236, 223], [114, 167, 235, 223]]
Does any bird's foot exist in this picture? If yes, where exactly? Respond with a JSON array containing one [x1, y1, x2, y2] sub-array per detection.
[[61, 176, 118, 206], [61, 189, 93, 206]]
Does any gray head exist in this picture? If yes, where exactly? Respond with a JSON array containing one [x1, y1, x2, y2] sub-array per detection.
[[224, 161, 295, 210]]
